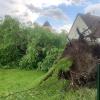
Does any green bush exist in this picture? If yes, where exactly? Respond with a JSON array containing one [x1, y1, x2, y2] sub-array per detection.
[[19, 26, 66, 70], [0, 16, 67, 69], [38, 48, 63, 71], [19, 44, 38, 69], [55, 57, 73, 71], [0, 16, 28, 68], [39, 57, 73, 84]]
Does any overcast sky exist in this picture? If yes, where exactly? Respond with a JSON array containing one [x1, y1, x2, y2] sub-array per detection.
[[0, 0, 100, 32]]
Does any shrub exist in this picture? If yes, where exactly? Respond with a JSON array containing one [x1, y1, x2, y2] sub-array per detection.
[[0, 16, 27, 67], [55, 57, 73, 71], [0, 16, 67, 69], [38, 48, 63, 71]]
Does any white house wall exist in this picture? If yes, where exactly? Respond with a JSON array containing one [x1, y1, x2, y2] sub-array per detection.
[[68, 16, 91, 39]]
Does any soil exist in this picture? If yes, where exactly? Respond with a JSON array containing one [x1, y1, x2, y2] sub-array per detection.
[[60, 39, 99, 87]]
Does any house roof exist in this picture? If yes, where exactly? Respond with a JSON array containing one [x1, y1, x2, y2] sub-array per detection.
[[79, 13, 100, 38], [43, 21, 51, 27]]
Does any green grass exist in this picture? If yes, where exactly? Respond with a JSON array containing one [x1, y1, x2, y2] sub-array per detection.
[[0, 70, 96, 100], [0, 69, 45, 96]]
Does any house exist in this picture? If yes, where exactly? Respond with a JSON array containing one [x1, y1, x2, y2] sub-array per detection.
[[42, 21, 56, 32], [68, 13, 100, 42], [43, 21, 52, 30], [43, 21, 51, 27]]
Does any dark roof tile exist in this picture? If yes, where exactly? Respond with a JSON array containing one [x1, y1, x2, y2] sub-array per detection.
[[79, 13, 100, 38]]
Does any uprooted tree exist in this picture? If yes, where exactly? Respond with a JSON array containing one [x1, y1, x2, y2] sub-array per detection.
[[40, 27, 100, 88], [61, 39, 99, 87], [60, 27, 100, 87]]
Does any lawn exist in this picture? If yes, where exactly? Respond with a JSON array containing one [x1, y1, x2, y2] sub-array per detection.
[[0, 69, 96, 100], [0, 69, 45, 96]]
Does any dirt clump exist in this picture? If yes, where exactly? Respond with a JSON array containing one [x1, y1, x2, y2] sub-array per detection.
[[60, 39, 99, 87]]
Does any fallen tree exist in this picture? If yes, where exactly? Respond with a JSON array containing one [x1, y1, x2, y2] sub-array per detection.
[[60, 39, 99, 87], [40, 37, 100, 88]]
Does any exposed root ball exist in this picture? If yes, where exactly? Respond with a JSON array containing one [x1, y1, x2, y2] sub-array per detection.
[[60, 39, 98, 87]]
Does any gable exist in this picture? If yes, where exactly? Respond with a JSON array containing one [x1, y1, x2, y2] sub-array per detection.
[[80, 14, 100, 38], [68, 15, 91, 39]]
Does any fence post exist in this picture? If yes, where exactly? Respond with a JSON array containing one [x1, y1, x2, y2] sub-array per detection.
[[97, 62, 100, 100]]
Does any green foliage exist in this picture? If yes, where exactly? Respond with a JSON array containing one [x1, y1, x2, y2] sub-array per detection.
[[19, 25, 66, 70], [19, 43, 38, 69], [0, 16, 27, 67], [0, 44, 20, 66], [0, 69, 45, 96], [0, 69, 96, 100], [55, 57, 73, 71], [0, 16, 66, 69], [39, 57, 73, 84], [38, 48, 63, 71]]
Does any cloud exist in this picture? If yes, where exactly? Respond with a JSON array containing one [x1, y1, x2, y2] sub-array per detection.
[[42, 7, 68, 20], [85, 3, 100, 16], [0, 0, 39, 22], [0, 0, 87, 23], [26, 4, 42, 13], [0, 0, 12, 17], [57, 24, 72, 33], [26, 0, 86, 7], [26, 4, 68, 21], [7, 0, 16, 4], [71, 0, 86, 5]]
